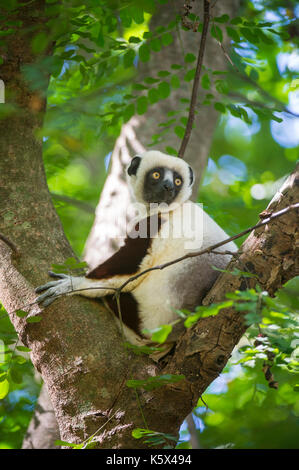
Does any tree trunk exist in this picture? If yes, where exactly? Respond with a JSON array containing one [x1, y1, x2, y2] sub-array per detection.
[[23, 0, 240, 448], [3, 0, 297, 451]]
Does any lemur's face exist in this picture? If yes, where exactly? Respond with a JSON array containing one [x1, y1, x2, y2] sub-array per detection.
[[127, 152, 194, 207], [143, 167, 183, 204]]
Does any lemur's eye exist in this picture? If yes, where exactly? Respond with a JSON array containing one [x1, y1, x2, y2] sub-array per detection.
[[175, 178, 182, 186], [152, 171, 160, 180]]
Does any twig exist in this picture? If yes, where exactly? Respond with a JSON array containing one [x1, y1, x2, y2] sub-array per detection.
[[51, 193, 95, 214], [0, 232, 19, 256], [116, 203, 299, 294], [3, 204, 298, 318], [210, 250, 238, 256], [80, 409, 120, 448], [213, 31, 299, 118], [228, 91, 299, 119], [178, 0, 211, 159]]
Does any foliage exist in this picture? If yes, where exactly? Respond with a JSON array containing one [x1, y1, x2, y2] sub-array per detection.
[[177, 277, 299, 449], [0, 0, 298, 449]]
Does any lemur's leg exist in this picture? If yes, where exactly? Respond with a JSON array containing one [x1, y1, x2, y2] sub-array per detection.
[[35, 271, 131, 307]]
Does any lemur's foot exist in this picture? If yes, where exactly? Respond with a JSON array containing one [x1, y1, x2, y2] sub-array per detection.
[[35, 272, 75, 306]]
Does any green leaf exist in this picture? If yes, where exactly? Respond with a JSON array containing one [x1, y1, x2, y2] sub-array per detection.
[[165, 146, 178, 156], [257, 30, 274, 45], [0, 373, 7, 383], [123, 103, 135, 122], [240, 27, 259, 43], [123, 49, 135, 68], [148, 88, 160, 104], [54, 440, 80, 448], [26, 316, 42, 323], [157, 70, 171, 77], [146, 324, 173, 343], [16, 346, 31, 352], [0, 29, 15, 37], [157, 81, 170, 99], [150, 38, 161, 52], [159, 118, 176, 127], [201, 73, 210, 89], [128, 6, 144, 24], [15, 310, 27, 318], [143, 31, 152, 39], [230, 16, 243, 25], [226, 26, 240, 42], [132, 83, 149, 90], [31, 32, 49, 54], [184, 300, 233, 327], [170, 75, 180, 89], [9, 367, 23, 384], [13, 355, 27, 365], [161, 33, 173, 46], [142, 0, 156, 14], [214, 14, 229, 23], [132, 428, 151, 439], [211, 24, 223, 42], [136, 96, 148, 115], [144, 77, 160, 84], [0, 379, 9, 399], [139, 44, 150, 62], [171, 64, 183, 70], [174, 126, 185, 139], [184, 69, 196, 82], [184, 53, 196, 63], [128, 36, 141, 44], [215, 79, 229, 94]]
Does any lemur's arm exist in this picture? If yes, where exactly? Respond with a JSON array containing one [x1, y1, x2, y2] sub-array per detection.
[[35, 271, 124, 307], [35, 215, 162, 307]]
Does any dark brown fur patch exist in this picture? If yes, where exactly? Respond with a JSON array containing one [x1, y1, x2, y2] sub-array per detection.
[[105, 293, 141, 336], [86, 214, 163, 279]]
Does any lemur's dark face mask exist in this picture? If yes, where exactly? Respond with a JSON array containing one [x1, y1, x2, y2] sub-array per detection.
[[143, 167, 183, 205]]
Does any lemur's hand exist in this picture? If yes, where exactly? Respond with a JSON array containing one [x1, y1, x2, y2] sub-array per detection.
[[35, 271, 76, 307]]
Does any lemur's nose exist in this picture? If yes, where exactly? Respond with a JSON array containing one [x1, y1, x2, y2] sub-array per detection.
[[163, 180, 173, 191]]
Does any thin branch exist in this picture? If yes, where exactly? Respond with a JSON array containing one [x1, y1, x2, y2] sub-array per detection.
[[210, 249, 238, 256], [116, 203, 299, 293], [213, 33, 299, 119], [51, 193, 95, 214], [0, 232, 19, 256], [178, 0, 211, 159], [4, 204, 297, 318], [228, 91, 299, 119]]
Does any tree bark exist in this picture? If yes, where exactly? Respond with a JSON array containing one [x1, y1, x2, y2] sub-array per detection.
[[3, 0, 297, 451], [23, 0, 240, 448]]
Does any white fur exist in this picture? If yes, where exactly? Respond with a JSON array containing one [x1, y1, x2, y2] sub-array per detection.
[[132, 201, 236, 334]]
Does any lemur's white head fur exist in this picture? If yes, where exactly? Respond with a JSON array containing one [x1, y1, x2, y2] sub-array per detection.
[[127, 150, 194, 211]]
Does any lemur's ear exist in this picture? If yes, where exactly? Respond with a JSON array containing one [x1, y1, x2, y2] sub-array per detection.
[[127, 156, 142, 176], [188, 166, 194, 186]]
